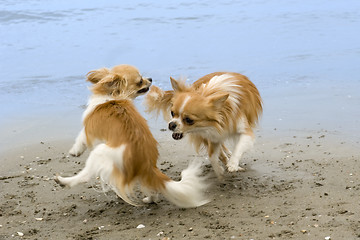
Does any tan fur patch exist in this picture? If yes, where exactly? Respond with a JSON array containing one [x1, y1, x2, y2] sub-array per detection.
[[84, 100, 170, 190]]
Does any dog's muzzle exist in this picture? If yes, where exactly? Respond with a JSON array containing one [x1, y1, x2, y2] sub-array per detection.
[[168, 122, 177, 131], [168, 122, 183, 140]]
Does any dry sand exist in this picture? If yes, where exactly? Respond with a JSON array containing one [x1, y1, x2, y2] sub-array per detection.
[[1, 125, 359, 239]]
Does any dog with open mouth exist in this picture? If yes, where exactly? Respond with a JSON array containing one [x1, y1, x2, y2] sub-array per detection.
[[55, 64, 209, 208], [145, 72, 263, 178]]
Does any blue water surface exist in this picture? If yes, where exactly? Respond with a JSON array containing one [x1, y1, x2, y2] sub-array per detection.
[[1, 0, 359, 149]]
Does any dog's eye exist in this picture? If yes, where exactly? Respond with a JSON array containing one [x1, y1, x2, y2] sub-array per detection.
[[170, 111, 174, 117], [138, 79, 143, 85], [184, 117, 194, 125]]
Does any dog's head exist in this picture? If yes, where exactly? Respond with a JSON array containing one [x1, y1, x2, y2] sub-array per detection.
[[168, 77, 229, 140], [87, 64, 152, 99]]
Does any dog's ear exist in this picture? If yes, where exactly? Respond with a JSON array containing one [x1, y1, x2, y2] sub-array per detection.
[[210, 93, 229, 109], [170, 77, 179, 91], [103, 74, 127, 92], [90, 73, 127, 96], [170, 77, 186, 92], [87, 68, 111, 84]]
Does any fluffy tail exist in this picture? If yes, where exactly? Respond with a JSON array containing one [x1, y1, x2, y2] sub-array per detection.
[[144, 85, 174, 121], [107, 146, 209, 208], [110, 161, 210, 208], [160, 161, 210, 208]]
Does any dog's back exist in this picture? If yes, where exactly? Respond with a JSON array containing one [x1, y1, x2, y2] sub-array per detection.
[[84, 100, 169, 188], [193, 72, 262, 128]]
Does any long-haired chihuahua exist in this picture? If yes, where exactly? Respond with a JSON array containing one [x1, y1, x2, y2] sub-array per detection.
[[145, 72, 262, 178]]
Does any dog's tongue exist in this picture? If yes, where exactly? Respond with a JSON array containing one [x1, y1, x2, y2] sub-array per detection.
[[172, 132, 183, 140]]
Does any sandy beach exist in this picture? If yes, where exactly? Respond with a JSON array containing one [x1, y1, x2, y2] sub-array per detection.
[[1, 82, 360, 239], [1, 127, 359, 240]]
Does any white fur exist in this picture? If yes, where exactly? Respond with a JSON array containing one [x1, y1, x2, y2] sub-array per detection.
[[82, 94, 115, 121], [162, 161, 210, 208], [69, 128, 87, 156], [179, 95, 191, 115], [207, 74, 242, 108], [57, 144, 122, 187], [57, 144, 139, 205], [227, 134, 254, 172]]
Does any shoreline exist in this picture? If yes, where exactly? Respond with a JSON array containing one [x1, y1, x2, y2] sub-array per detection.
[[1, 79, 359, 154]]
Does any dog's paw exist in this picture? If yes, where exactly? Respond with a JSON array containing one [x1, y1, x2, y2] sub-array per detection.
[[227, 164, 245, 172], [69, 146, 85, 157], [54, 174, 67, 187], [213, 165, 225, 179], [142, 194, 159, 204]]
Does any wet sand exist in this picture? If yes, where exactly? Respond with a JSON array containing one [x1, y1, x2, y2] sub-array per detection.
[[1, 111, 359, 239]]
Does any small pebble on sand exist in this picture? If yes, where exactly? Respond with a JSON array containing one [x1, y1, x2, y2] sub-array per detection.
[[137, 224, 145, 229]]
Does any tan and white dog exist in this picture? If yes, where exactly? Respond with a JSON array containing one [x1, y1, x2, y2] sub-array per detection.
[[145, 72, 263, 178], [55, 65, 209, 208]]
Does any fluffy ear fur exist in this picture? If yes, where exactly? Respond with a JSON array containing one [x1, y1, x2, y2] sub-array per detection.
[[103, 74, 127, 94], [170, 77, 186, 92], [87, 68, 111, 84], [90, 73, 128, 96], [209, 93, 229, 109], [145, 85, 174, 121]]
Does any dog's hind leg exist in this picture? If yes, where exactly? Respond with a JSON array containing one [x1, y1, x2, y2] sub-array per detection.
[[227, 132, 254, 172], [69, 128, 87, 157], [56, 144, 114, 187]]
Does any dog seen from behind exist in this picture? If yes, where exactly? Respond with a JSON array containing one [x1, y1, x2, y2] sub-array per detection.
[[55, 64, 209, 208]]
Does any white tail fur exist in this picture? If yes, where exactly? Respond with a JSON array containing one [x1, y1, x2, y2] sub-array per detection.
[[161, 161, 210, 208]]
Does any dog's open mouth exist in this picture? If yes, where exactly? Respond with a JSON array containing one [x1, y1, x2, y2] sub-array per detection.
[[137, 87, 150, 94], [172, 132, 183, 140]]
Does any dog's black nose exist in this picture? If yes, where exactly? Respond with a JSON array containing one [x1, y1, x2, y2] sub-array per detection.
[[148, 77, 152, 82], [168, 122, 177, 131]]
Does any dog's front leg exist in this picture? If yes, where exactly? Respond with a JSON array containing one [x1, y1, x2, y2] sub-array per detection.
[[69, 128, 87, 157], [219, 144, 231, 165], [208, 142, 225, 178], [227, 134, 254, 172]]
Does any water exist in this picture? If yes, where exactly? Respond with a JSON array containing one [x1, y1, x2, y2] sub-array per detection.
[[1, 0, 360, 150]]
